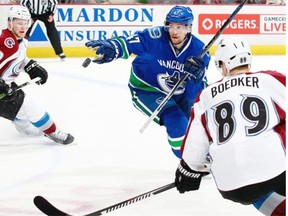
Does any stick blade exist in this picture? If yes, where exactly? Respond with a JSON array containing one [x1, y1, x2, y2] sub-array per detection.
[[33, 196, 70, 216]]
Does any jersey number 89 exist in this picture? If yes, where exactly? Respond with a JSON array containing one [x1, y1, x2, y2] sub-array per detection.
[[213, 95, 269, 144]]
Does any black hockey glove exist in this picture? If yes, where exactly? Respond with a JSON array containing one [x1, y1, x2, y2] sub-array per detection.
[[24, 60, 48, 85], [175, 160, 209, 193], [0, 79, 9, 95], [184, 56, 205, 81], [85, 40, 119, 64]]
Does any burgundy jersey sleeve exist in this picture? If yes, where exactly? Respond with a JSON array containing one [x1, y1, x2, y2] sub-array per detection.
[[0, 29, 19, 77]]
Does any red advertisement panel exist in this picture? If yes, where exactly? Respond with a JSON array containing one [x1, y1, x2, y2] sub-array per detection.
[[199, 14, 260, 34]]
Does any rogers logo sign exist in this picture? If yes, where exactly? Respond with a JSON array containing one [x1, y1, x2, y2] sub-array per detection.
[[199, 14, 260, 34]]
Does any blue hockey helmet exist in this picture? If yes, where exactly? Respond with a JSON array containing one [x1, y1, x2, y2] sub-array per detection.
[[164, 6, 194, 26]]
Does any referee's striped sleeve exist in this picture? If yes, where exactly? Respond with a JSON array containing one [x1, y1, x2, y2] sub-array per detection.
[[20, 0, 28, 8], [20, 0, 59, 15], [50, 0, 58, 15]]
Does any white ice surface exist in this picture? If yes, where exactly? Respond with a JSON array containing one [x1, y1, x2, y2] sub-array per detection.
[[0, 55, 286, 216]]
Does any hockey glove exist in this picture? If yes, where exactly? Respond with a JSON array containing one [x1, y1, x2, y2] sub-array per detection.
[[184, 56, 205, 80], [24, 60, 48, 85], [85, 40, 119, 64], [175, 160, 209, 193], [0, 79, 9, 95]]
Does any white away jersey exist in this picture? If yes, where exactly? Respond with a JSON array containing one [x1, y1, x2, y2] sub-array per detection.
[[182, 71, 286, 191]]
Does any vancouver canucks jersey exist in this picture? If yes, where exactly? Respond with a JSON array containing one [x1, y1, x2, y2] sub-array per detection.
[[114, 26, 211, 96]]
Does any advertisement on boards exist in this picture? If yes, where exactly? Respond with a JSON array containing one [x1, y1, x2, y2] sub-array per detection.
[[0, 4, 285, 56], [29, 6, 155, 44], [198, 13, 286, 35]]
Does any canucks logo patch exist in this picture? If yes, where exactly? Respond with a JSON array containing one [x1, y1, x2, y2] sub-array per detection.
[[157, 71, 186, 95]]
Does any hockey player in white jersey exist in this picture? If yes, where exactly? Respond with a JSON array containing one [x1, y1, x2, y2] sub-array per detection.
[[174, 36, 285, 215], [0, 6, 74, 144]]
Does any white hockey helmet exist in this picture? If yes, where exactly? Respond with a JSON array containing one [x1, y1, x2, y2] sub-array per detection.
[[8, 5, 31, 21], [214, 36, 252, 72]]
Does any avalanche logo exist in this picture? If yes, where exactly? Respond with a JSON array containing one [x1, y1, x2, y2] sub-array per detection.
[[29, 23, 49, 41], [9, 61, 23, 77], [157, 71, 186, 95], [4, 37, 15, 48]]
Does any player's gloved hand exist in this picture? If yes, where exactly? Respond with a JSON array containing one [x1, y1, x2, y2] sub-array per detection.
[[85, 40, 119, 64], [24, 60, 48, 85], [184, 56, 205, 80], [175, 159, 209, 193], [0, 79, 9, 95]]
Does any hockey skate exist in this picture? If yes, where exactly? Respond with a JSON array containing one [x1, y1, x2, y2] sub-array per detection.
[[13, 119, 44, 136], [59, 53, 66, 61], [44, 129, 74, 145]]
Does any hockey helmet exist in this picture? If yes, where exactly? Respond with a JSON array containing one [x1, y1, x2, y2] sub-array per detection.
[[8, 6, 31, 21], [214, 36, 252, 72], [164, 6, 194, 27]]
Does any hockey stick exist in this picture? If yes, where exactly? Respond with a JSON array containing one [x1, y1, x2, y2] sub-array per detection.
[[0, 77, 41, 100], [34, 182, 175, 216], [139, 0, 249, 133]]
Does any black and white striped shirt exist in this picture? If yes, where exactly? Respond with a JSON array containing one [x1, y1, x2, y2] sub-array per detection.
[[20, 0, 58, 15]]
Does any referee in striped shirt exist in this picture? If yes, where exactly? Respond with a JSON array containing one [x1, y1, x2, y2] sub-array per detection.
[[20, 0, 66, 60]]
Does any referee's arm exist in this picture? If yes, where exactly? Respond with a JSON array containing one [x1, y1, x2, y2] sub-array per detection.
[[20, 0, 59, 15], [49, 0, 58, 15], [20, 0, 30, 10]]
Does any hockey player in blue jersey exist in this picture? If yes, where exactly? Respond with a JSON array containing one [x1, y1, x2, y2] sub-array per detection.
[[85, 5, 211, 159]]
